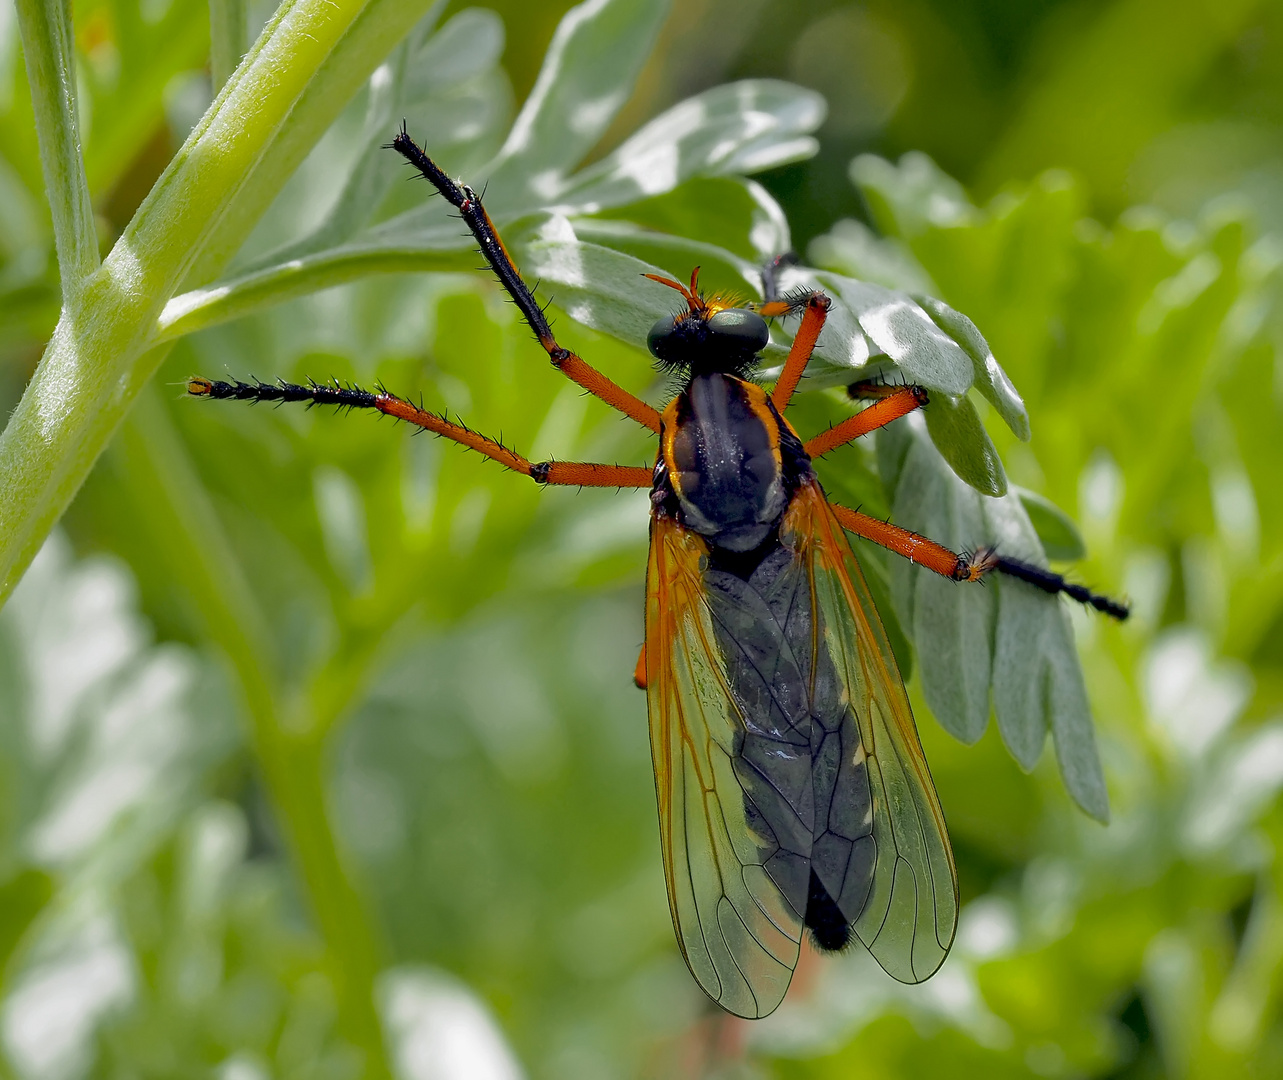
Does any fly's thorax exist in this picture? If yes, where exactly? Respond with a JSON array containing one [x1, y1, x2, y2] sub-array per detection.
[[657, 374, 811, 553]]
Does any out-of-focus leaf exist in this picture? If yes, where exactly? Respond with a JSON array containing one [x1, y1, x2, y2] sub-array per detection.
[[0, 869, 54, 973], [850, 150, 974, 238], [916, 294, 1031, 441], [808, 217, 937, 295], [165, 29, 822, 343], [379, 966, 525, 1080], [0, 534, 244, 1072], [1184, 723, 1283, 854], [1046, 611, 1109, 822], [407, 7, 504, 93], [483, 0, 671, 207], [922, 390, 1008, 497], [0, 533, 239, 879], [984, 493, 1059, 772], [1015, 486, 1086, 562], [554, 79, 824, 212]]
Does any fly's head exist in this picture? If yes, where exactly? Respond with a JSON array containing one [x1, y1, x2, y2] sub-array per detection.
[[645, 267, 769, 381]]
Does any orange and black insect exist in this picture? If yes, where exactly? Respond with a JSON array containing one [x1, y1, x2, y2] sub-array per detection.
[[189, 126, 1128, 1019]]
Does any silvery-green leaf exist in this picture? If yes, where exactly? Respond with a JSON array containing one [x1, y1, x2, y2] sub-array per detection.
[[404, 7, 504, 94], [849, 151, 975, 237], [814, 272, 974, 395], [808, 217, 937, 295], [1047, 609, 1110, 823], [983, 490, 1108, 822], [1015, 486, 1086, 561], [876, 421, 1109, 818], [516, 216, 689, 348], [483, 0, 671, 208], [885, 418, 994, 744], [235, 3, 506, 272], [915, 295, 1031, 441], [554, 79, 824, 214], [984, 493, 1053, 770], [1184, 724, 1283, 854], [922, 391, 1008, 497], [592, 176, 790, 264], [571, 217, 763, 295]]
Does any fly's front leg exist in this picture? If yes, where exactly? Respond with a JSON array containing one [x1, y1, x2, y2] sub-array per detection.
[[390, 127, 661, 434]]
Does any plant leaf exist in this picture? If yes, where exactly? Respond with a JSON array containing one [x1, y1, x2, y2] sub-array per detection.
[[1015, 486, 1086, 561], [554, 79, 824, 214], [850, 151, 974, 238], [877, 418, 1109, 819], [483, 0, 671, 209], [915, 294, 1031, 441], [884, 419, 994, 744], [808, 217, 937, 295], [516, 216, 694, 348], [922, 390, 1008, 497], [810, 271, 974, 394], [1047, 610, 1110, 822]]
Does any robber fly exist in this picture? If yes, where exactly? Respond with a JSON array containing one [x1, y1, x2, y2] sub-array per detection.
[[188, 126, 1126, 1019]]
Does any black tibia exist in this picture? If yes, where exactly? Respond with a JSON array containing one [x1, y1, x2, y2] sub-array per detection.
[[390, 125, 554, 349], [190, 377, 377, 409], [996, 555, 1131, 621], [703, 540, 875, 955], [760, 252, 799, 304]]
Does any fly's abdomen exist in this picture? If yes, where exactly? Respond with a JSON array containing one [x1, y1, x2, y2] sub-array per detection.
[[704, 539, 874, 945]]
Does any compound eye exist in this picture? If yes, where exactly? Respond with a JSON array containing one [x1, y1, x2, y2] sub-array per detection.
[[647, 314, 679, 359], [706, 309, 769, 353]]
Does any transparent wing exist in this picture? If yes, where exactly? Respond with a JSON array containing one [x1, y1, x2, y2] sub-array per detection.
[[784, 479, 958, 982], [644, 514, 806, 1020]]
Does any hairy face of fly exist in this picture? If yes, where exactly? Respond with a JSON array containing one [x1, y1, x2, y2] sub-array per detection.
[[644, 269, 771, 379]]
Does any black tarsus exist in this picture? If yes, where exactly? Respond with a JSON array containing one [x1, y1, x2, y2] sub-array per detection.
[[390, 125, 555, 347], [195, 377, 378, 410], [996, 555, 1130, 621]]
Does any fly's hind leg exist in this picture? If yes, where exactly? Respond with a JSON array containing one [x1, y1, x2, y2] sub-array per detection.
[[827, 501, 1129, 620]]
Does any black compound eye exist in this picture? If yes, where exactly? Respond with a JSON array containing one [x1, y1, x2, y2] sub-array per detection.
[[647, 314, 679, 359], [706, 309, 769, 354]]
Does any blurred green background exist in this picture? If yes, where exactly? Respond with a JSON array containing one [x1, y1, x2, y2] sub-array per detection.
[[3, 0, 1283, 1077]]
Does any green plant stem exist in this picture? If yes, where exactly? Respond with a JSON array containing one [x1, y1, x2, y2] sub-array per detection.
[[210, 0, 249, 92], [113, 389, 391, 1077], [0, 0, 436, 609], [15, 0, 99, 298]]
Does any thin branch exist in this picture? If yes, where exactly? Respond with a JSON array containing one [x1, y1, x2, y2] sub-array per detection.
[[0, 0, 440, 609], [15, 0, 99, 299], [210, 0, 250, 92]]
